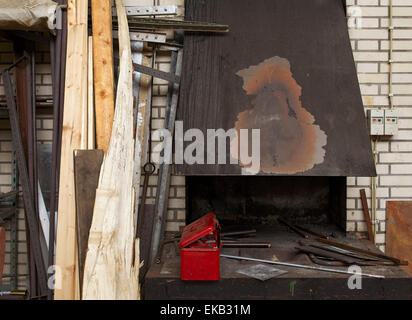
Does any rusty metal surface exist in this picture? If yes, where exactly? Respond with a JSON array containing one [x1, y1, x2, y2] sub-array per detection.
[[386, 201, 412, 276], [177, 0, 375, 177]]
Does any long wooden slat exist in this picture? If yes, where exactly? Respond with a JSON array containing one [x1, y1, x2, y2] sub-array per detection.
[[91, 0, 115, 153], [54, 0, 88, 300], [82, 0, 140, 300]]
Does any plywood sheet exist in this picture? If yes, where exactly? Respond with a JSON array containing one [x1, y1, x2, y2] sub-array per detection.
[[386, 201, 412, 276], [177, 0, 375, 177]]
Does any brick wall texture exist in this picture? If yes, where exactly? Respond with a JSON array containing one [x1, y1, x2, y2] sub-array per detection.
[[0, 0, 411, 289]]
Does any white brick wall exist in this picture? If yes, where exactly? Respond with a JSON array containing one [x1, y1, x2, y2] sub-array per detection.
[[347, 0, 412, 252]]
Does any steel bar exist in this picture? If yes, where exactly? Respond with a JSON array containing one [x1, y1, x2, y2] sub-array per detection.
[[133, 62, 180, 84], [222, 242, 272, 248], [9, 150, 18, 290], [48, 3, 63, 297], [278, 218, 308, 239], [360, 189, 374, 243], [221, 229, 257, 238], [220, 254, 385, 279], [300, 240, 382, 261], [150, 48, 183, 265], [3, 70, 48, 295], [317, 237, 408, 266], [113, 18, 229, 32], [114, 30, 167, 44], [293, 225, 329, 239], [113, 5, 178, 17]]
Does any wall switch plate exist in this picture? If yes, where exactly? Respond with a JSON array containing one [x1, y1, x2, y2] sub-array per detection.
[[384, 109, 398, 136], [367, 109, 384, 136]]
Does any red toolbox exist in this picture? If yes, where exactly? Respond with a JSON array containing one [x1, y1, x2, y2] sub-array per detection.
[[179, 212, 221, 281]]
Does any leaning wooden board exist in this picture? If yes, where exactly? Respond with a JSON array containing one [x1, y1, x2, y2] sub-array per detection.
[[386, 201, 412, 276], [0, 227, 5, 284], [54, 0, 88, 300]]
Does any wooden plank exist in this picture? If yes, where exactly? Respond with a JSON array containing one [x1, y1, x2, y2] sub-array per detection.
[[386, 201, 412, 276], [87, 36, 95, 149], [91, 0, 115, 154], [82, 0, 140, 300], [0, 227, 5, 284], [177, 0, 376, 177], [360, 189, 374, 243], [73, 150, 104, 294], [54, 0, 88, 300]]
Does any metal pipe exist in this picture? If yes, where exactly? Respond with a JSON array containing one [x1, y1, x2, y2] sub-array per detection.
[[220, 254, 385, 279]]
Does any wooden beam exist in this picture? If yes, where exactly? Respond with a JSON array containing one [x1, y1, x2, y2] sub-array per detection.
[[91, 0, 115, 154], [54, 0, 88, 300], [82, 0, 140, 300]]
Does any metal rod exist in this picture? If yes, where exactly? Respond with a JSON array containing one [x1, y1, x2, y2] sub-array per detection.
[[3, 70, 48, 295], [221, 229, 256, 237], [278, 217, 308, 239], [220, 254, 385, 279]]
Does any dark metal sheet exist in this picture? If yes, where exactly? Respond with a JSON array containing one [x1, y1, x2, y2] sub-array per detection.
[[386, 201, 412, 276], [177, 0, 376, 177], [73, 149, 104, 293]]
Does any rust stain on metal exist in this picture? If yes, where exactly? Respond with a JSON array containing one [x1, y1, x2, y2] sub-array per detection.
[[231, 57, 327, 174], [386, 201, 412, 276]]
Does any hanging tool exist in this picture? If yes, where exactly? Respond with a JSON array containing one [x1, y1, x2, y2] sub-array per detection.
[[220, 254, 385, 279]]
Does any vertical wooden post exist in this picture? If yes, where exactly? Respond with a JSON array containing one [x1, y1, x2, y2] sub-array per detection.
[[91, 0, 115, 153]]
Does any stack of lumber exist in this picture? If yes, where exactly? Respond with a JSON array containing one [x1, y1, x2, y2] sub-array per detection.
[[82, 0, 140, 300], [54, 0, 141, 300]]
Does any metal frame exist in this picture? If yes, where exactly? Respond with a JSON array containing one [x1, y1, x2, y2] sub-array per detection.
[[149, 48, 183, 265]]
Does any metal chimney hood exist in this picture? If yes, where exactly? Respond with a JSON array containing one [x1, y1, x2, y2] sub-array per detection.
[[176, 0, 376, 177]]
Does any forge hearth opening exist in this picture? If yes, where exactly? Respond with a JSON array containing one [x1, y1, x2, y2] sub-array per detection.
[[186, 176, 347, 231]]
